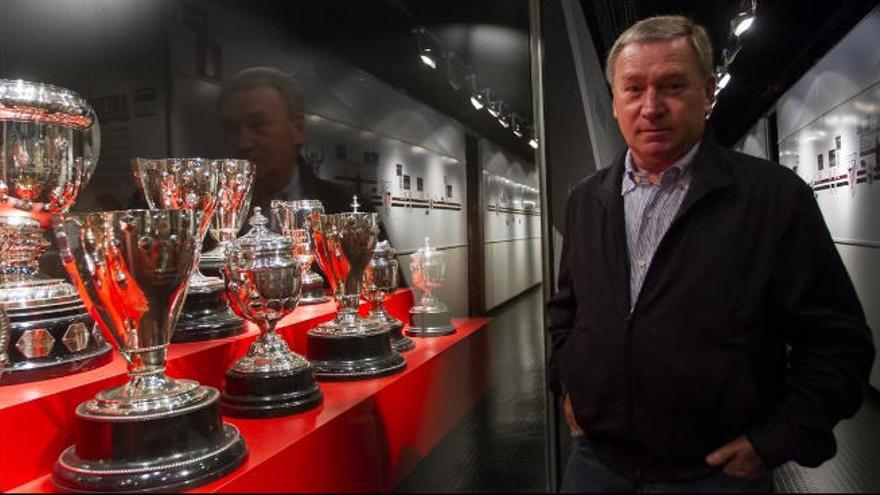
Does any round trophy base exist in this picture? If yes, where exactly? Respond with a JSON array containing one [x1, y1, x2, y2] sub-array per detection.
[[300, 276, 329, 304], [386, 318, 415, 352], [0, 302, 112, 385], [221, 366, 323, 418], [306, 328, 406, 381], [52, 387, 247, 493], [407, 307, 456, 337], [172, 283, 245, 343]]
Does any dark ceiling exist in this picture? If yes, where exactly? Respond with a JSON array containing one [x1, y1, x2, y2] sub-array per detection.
[[229, 0, 876, 161]]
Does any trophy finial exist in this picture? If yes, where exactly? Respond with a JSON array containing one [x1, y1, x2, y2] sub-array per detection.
[[351, 195, 360, 213], [249, 207, 269, 230]]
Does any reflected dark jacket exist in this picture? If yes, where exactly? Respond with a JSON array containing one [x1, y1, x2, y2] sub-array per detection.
[[547, 132, 875, 482]]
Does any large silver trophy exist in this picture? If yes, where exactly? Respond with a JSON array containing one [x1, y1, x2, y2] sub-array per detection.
[[199, 159, 255, 278], [51, 209, 247, 493], [363, 240, 414, 352], [220, 208, 322, 417], [133, 157, 246, 342], [407, 237, 455, 336], [271, 199, 330, 304], [0, 79, 111, 384], [306, 196, 405, 380]]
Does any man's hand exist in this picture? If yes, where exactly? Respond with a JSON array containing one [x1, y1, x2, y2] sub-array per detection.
[[706, 435, 767, 479], [563, 393, 584, 437]]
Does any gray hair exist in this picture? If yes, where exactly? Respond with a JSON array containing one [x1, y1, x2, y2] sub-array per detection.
[[605, 15, 714, 85], [220, 66, 305, 118]]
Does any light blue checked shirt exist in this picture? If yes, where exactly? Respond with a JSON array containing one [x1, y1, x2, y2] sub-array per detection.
[[622, 142, 699, 308]]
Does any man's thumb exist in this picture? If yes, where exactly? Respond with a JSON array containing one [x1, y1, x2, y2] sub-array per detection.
[[705, 444, 735, 467]]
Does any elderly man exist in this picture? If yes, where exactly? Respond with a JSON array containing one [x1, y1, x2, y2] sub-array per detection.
[[547, 15, 874, 492], [219, 66, 353, 213]]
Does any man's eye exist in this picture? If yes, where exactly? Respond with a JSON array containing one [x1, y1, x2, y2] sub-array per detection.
[[625, 86, 642, 93]]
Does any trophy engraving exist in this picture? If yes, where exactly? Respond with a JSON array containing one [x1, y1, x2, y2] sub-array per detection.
[[407, 237, 455, 336], [306, 196, 406, 380], [272, 199, 330, 304], [363, 240, 414, 352], [219, 207, 323, 417], [0, 79, 111, 384], [133, 157, 247, 342], [51, 209, 247, 492]]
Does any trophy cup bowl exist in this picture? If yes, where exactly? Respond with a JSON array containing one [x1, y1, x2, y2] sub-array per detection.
[[219, 207, 322, 418], [50, 209, 246, 493], [0, 308, 9, 370], [200, 159, 255, 278], [0, 79, 111, 385], [363, 240, 414, 352], [306, 197, 405, 380], [272, 199, 330, 304], [133, 157, 246, 342], [407, 237, 455, 336]]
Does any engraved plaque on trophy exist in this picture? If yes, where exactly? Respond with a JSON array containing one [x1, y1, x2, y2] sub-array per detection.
[[51, 209, 247, 492], [133, 157, 246, 342], [363, 240, 414, 352], [219, 208, 323, 417], [272, 199, 330, 304], [306, 196, 406, 380], [0, 79, 111, 385], [407, 237, 455, 336]]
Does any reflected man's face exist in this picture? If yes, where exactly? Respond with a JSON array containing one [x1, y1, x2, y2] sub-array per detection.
[[611, 37, 714, 172], [220, 85, 303, 183]]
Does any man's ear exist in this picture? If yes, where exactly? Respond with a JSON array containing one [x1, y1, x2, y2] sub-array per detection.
[[703, 75, 716, 115], [290, 114, 305, 146]]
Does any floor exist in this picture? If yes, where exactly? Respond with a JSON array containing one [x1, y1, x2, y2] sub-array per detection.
[[395, 285, 880, 493]]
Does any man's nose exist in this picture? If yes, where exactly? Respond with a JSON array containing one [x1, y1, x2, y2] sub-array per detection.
[[640, 87, 665, 119], [234, 128, 256, 153]]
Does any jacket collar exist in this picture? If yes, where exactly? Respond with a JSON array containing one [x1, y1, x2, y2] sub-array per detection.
[[593, 128, 735, 214]]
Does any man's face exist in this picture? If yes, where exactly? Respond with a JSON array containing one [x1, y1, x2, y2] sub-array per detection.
[[611, 37, 715, 171], [220, 85, 303, 182]]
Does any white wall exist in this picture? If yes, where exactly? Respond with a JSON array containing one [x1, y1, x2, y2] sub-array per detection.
[[733, 116, 770, 160], [773, 6, 880, 388], [481, 139, 542, 310]]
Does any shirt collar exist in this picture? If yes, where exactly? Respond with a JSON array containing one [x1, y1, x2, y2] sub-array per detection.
[[621, 140, 700, 195]]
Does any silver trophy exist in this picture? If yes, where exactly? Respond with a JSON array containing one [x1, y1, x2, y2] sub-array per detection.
[[407, 237, 455, 336], [271, 199, 330, 304], [51, 209, 247, 493], [0, 308, 9, 371], [199, 159, 255, 277], [133, 157, 245, 342], [306, 196, 405, 379], [0, 79, 111, 384], [363, 240, 414, 352], [220, 207, 322, 417]]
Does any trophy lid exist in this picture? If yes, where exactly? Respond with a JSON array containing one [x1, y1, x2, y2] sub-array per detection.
[[373, 240, 396, 259], [0, 79, 96, 130], [233, 207, 294, 253]]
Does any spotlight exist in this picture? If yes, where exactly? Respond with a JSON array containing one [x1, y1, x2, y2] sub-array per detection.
[[470, 92, 485, 110], [717, 72, 731, 90], [415, 27, 437, 70], [528, 137, 539, 150], [467, 75, 485, 110], [512, 115, 524, 137], [487, 98, 502, 118], [732, 13, 754, 37], [498, 113, 510, 129]]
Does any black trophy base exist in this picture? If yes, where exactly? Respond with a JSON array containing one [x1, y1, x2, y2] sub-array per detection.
[[406, 308, 456, 337], [0, 302, 112, 386], [307, 328, 406, 381], [172, 285, 245, 343], [52, 388, 247, 493], [221, 366, 323, 418], [388, 319, 415, 353]]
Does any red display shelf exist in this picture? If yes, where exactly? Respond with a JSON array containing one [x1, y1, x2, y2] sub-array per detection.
[[1, 289, 493, 493]]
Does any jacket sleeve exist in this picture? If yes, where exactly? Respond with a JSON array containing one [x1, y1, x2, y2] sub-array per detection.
[[746, 178, 875, 468], [546, 193, 577, 398]]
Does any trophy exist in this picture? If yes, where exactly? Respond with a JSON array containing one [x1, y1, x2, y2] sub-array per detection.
[[306, 196, 405, 380], [0, 79, 111, 385], [407, 237, 455, 336], [363, 240, 414, 352], [0, 308, 9, 371], [271, 199, 330, 304], [220, 208, 322, 417], [133, 157, 245, 342], [199, 159, 255, 279], [51, 209, 247, 492]]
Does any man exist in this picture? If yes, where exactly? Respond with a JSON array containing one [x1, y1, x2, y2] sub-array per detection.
[[219, 66, 353, 214], [547, 15, 874, 492]]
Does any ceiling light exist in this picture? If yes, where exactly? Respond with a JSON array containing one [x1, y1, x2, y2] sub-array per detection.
[[487, 99, 501, 118], [733, 14, 754, 37], [470, 92, 485, 110], [717, 72, 731, 90], [415, 27, 437, 70], [512, 115, 524, 137], [528, 137, 539, 150]]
